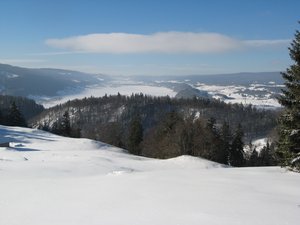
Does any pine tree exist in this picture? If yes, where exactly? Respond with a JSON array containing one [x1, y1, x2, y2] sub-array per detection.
[[61, 111, 71, 136], [128, 115, 143, 155], [6, 101, 27, 127], [163, 110, 182, 133], [249, 148, 259, 166], [178, 117, 194, 155], [229, 124, 245, 167], [220, 121, 232, 165], [260, 142, 273, 166], [277, 23, 300, 172], [205, 118, 225, 164]]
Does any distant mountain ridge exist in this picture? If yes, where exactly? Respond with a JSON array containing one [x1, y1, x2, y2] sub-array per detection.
[[0, 63, 108, 97], [132, 72, 283, 86], [185, 72, 283, 86]]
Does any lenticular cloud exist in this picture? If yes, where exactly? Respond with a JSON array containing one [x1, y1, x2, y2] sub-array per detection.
[[46, 32, 241, 54], [46, 32, 290, 54]]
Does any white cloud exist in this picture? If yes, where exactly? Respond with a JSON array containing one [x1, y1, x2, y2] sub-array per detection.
[[45, 32, 290, 54], [45, 32, 240, 54]]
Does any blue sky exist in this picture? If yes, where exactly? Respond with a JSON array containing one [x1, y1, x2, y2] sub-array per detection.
[[0, 0, 299, 75]]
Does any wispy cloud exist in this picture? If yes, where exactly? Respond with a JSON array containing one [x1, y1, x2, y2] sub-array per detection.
[[45, 32, 290, 54], [243, 39, 290, 47], [27, 51, 86, 56], [0, 59, 46, 64]]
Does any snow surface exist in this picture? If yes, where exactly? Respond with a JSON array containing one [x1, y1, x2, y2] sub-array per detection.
[[0, 125, 299, 225]]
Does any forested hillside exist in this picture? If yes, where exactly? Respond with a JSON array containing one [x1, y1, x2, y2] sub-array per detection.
[[31, 94, 278, 165]]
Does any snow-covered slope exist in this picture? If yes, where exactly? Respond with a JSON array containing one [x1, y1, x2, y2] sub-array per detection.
[[0, 125, 299, 225]]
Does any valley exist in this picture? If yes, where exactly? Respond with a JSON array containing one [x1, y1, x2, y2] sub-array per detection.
[[0, 64, 283, 109]]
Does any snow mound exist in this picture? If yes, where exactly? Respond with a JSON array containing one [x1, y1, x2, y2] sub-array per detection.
[[165, 155, 227, 169]]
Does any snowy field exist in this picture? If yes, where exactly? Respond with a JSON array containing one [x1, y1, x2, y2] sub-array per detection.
[[0, 125, 299, 225], [36, 84, 177, 108], [195, 83, 282, 108]]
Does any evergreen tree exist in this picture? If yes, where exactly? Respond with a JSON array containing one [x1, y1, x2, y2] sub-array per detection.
[[39, 121, 50, 132], [163, 110, 182, 133], [128, 115, 143, 155], [178, 117, 194, 155], [142, 111, 183, 158], [220, 121, 232, 165], [206, 117, 217, 133], [248, 148, 259, 166], [61, 111, 71, 136], [229, 124, 245, 167], [6, 101, 27, 127], [205, 118, 224, 164], [277, 23, 300, 171], [260, 142, 273, 166], [70, 127, 81, 138], [51, 120, 60, 135]]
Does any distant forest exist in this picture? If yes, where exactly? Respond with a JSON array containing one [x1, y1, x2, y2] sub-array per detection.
[[30, 94, 279, 166]]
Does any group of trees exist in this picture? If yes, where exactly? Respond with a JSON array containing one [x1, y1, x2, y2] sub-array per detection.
[[129, 111, 276, 167], [40, 111, 81, 138], [141, 111, 246, 165], [0, 95, 44, 119], [247, 142, 277, 167], [33, 93, 278, 140]]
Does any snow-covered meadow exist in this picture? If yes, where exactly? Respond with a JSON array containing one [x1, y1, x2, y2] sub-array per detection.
[[0, 125, 299, 225], [195, 83, 282, 108]]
